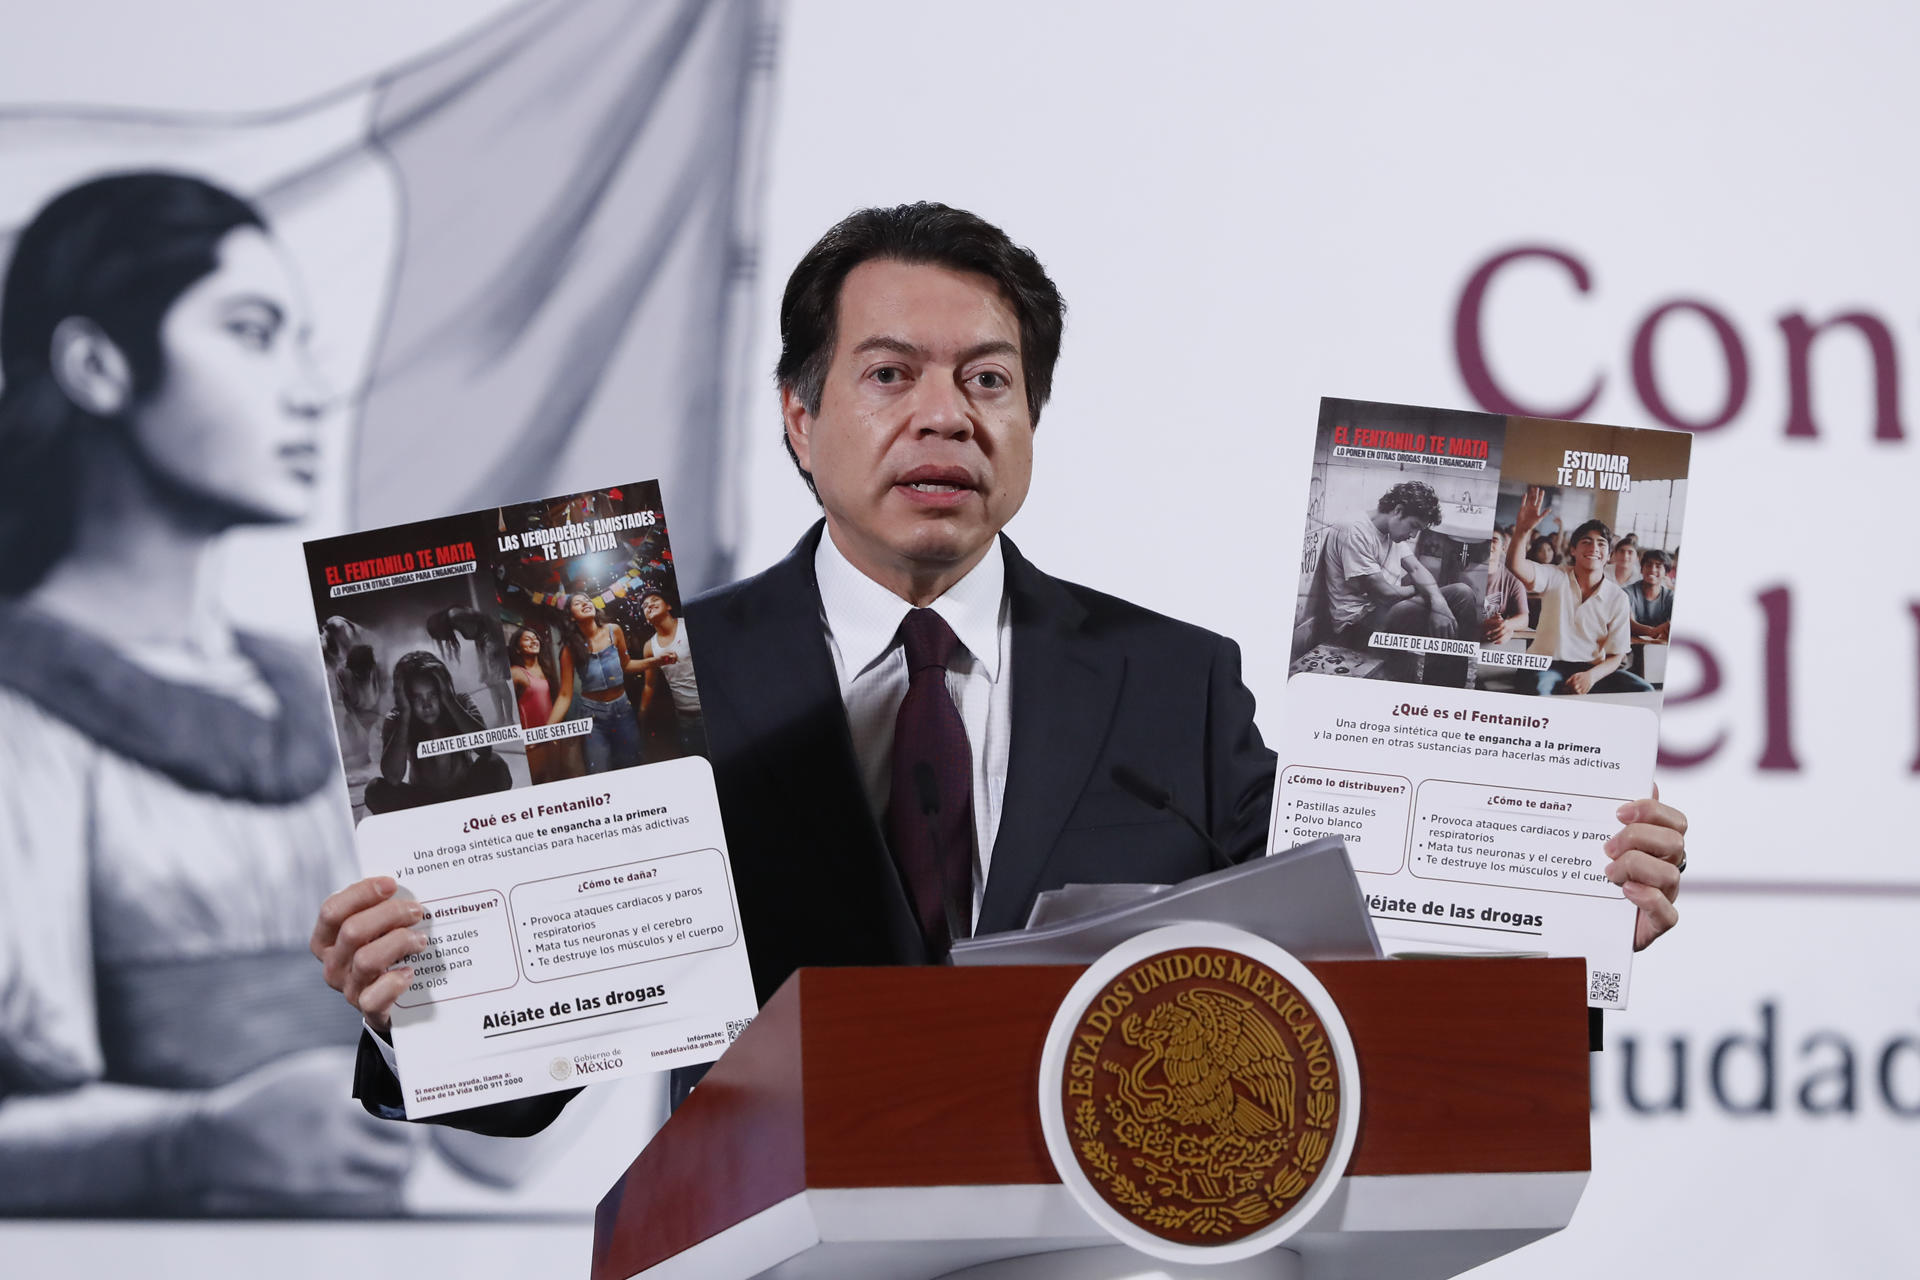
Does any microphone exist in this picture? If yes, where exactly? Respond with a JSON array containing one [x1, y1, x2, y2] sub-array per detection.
[[1110, 764, 1234, 872], [912, 761, 971, 950]]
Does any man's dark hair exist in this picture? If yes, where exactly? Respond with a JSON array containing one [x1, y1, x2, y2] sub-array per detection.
[[1375, 480, 1443, 527], [776, 203, 1066, 496], [1640, 548, 1669, 569], [1568, 519, 1613, 553]]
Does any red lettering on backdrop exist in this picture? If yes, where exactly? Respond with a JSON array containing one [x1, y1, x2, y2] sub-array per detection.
[[1630, 300, 1749, 433], [1656, 590, 1800, 773], [1458, 244, 1916, 443], [1755, 585, 1800, 772], [1448, 249, 1917, 776], [1778, 311, 1906, 441], [1656, 638, 1726, 770], [1453, 246, 1603, 419]]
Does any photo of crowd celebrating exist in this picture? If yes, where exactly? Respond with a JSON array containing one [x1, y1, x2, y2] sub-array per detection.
[[1481, 422, 1689, 708], [1290, 401, 1503, 689], [494, 484, 706, 785], [307, 484, 708, 824]]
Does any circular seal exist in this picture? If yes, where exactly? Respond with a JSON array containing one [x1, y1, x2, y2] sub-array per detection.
[[1038, 924, 1361, 1263], [548, 1056, 574, 1082]]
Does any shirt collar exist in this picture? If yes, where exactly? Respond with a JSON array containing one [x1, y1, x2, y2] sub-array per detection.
[[815, 528, 1006, 683]]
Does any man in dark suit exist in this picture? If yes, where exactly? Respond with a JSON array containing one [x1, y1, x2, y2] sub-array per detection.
[[312, 204, 1688, 1136]]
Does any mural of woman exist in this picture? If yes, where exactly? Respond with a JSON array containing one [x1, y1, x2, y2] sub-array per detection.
[[0, 172, 416, 1213]]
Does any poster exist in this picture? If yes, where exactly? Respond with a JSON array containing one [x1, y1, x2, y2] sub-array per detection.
[[1274, 398, 1690, 1008], [304, 481, 757, 1117]]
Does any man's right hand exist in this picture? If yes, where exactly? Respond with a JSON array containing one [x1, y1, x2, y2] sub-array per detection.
[[311, 876, 426, 1037]]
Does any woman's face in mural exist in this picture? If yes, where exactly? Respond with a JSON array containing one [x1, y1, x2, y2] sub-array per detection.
[[518, 629, 541, 657], [127, 226, 328, 524], [569, 594, 596, 623]]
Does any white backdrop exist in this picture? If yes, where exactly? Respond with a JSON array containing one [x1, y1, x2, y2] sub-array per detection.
[[5, 1, 1915, 1276]]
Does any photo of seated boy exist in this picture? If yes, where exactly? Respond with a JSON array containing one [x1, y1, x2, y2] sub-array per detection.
[[1507, 486, 1654, 696], [1630, 548, 1674, 643], [1322, 480, 1480, 686], [1482, 525, 1528, 647]]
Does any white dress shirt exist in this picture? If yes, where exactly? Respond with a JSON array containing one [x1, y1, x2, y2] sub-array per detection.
[[1527, 563, 1632, 663], [373, 531, 1016, 1067], [813, 529, 1014, 927]]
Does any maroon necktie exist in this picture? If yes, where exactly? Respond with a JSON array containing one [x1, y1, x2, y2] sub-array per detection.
[[886, 608, 975, 956]]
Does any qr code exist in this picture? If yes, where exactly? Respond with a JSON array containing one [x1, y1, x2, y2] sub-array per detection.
[[1589, 970, 1623, 1003], [725, 1017, 753, 1043]]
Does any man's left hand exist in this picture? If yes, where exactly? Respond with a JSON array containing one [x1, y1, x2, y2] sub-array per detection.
[[1605, 788, 1686, 950], [1566, 669, 1594, 695]]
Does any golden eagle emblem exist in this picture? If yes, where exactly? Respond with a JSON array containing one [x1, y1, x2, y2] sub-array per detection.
[[1059, 947, 1345, 1247], [1118, 988, 1297, 1139]]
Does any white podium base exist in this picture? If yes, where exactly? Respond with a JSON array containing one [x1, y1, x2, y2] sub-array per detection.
[[625, 1171, 1587, 1280], [940, 1243, 1302, 1280]]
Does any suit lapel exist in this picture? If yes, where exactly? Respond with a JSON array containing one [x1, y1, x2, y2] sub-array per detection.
[[976, 538, 1126, 935], [698, 524, 927, 961]]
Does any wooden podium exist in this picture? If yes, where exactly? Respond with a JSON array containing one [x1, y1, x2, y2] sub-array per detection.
[[591, 958, 1590, 1280]]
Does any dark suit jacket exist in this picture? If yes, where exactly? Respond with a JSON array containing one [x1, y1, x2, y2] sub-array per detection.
[[354, 524, 1276, 1133]]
